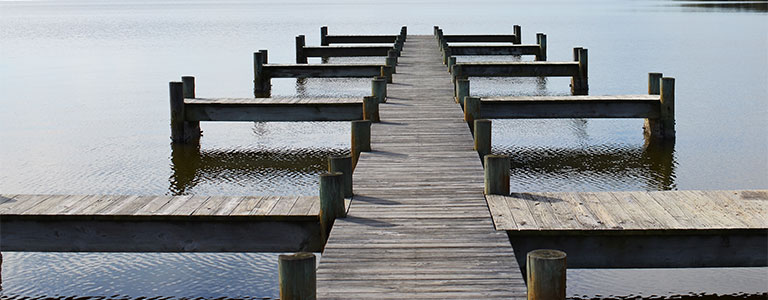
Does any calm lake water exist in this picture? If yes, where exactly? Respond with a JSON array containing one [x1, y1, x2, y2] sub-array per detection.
[[0, 0, 766, 298]]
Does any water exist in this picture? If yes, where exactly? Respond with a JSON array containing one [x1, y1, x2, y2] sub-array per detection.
[[0, 0, 766, 298]]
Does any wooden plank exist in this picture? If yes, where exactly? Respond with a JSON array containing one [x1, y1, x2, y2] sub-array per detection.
[[268, 196, 300, 216], [0, 194, 55, 214], [449, 45, 539, 56], [457, 61, 579, 77], [480, 96, 660, 119], [184, 101, 362, 122], [482, 195, 517, 230], [304, 46, 392, 57], [325, 35, 397, 44], [502, 193, 540, 230], [263, 64, 382, 78], [230, 196, 265, 216], [444, 35, 516, 43], [289, 196, 316, 216]]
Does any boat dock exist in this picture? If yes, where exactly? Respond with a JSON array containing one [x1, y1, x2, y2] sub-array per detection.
[[1, 27, 766, 299]]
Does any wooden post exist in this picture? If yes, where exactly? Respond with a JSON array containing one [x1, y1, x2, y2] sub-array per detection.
[[474, 119, 491, 159], [388, 50, 398, 64], [180, 76, 201, 142], [456, 78, 470, 106], [169, 82, 186, 143], [386, 56, 397, 73], [363, 96, 380, 122], [433, 26, 439, 36], [372, 77, 387, 103], [329, 155, 353, 198], [570, 48, 588, 95], [259, 49, 268, 64], [535, 33, 547, 61], [320, 26, 328, 46], [484, 154, 510, 195], [351, 120, 371, 164], [526, 249, 567, 300], [464, 96, 481, 127], [254, 51, 270, 97], [296, 35, 307, 64], [401, 26, 407, 37], [448, 57, 456, 73], [319, 171, 345, 232], [648, 72, 663, 95], [513, 25, 522, 44], [381, 66, 393, 83], [659, 77, 676, 138], [278, 252, 317, 300]]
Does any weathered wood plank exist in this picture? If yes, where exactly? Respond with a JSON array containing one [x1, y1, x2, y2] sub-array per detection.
[[480, 96, 661, 119]]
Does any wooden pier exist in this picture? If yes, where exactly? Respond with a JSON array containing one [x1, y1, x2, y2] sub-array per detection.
[[1, 26, 766, 299]]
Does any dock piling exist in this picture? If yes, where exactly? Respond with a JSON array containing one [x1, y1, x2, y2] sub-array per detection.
[[464, 96, 481, 127], [372, 77, 387, 103], [169, 81, 200, 144], [513, 25, 522, 44], [320, 26, 328, 46], [259, 49, 268, 64], [484, 154, 510, 195], [296, 35, 307, 64], [253, 51, 270, 97], [535, 33, 547, 61], [329, 156, 353, 198], [363, 96, 380, 122], [448, 57, 456, 73], [180, 76, 201, 142], [648, 72, 663, 95], [320, 171, 345, 232], [474, 119, 492, 159], [570, 47, 588, 95], [351, 120, 372, 164], [456, 78, 470, 106], [644, 75, 675, 139], [278, 252, 317, 300], [526, 249, 567, 300], [381, 66, 393, 83]]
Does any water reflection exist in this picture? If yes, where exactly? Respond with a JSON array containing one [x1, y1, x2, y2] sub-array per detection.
[[169, 144, 347, 196], [671, 1, 768, 13], [497, 138, 677, 191]]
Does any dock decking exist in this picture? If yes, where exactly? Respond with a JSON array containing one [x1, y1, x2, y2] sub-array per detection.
[[315, 35, 527, 299], [0, 194, 349, 252]]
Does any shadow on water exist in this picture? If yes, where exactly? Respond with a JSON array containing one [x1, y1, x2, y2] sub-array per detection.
[[670, 0, 768, 13], [169, 144, 348, 195], [496, 139, 677, 191]]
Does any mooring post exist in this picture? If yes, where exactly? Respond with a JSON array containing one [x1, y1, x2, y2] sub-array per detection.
[[527, 249, 567, 300], [484, 154, 510, 195], [169, 82, 189, 144], [464, 97, 481, 129], [320, 171, 345, 233], [648, 72, 663, 95], [433, 26, 439, 36], [351, 120, 371, 165], [259, 49, 268, 64], [320, 26, 328, 46], [474, 119, 492, 159], [659, 77, 676, 138], [448, 56, 456, 73], [363, 96, 380, 122], [388, 49, 398, 64], [278, 252, 317, 300], [380, 66, 393, 83], [535, 33, 547, 61], [570, 47, 588, 95], [329, 155, 353, 198], [644, 72, 663, 138], [386, 56, 397, 73], [513, 25, 522, 44], [253, 51, 270, 97], [372, 77, 387, 103], [456, 78, 470, 106], [180, 76, 202, 142], [296, 35, 307, 64]]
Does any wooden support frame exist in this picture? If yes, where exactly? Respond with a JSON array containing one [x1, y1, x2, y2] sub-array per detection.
[[319, 25, 405, 45]]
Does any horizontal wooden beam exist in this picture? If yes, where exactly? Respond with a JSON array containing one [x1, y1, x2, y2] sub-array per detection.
[[444, 34, 516, 43], [184, 98, 363, 122], [1, 218, 324, 252], [456, 62, 579, 77], [480, 95, 661, 119], [508, 230, 768, 269], [449, 45, 540, 56], [263, 64, 383, 78], [303, 46, 393, 57], [325, 35, 398, 44]]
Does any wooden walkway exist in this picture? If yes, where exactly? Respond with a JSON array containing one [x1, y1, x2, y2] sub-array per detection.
[[487, 190, 768, 231], [0, 194, 349, 252], [315, 36, 527, 299]]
